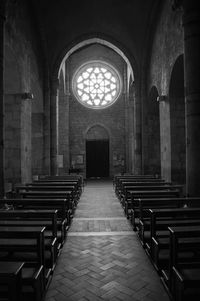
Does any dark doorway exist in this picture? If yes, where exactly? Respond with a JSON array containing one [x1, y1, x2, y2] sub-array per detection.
[[86, 140, 109, 178]]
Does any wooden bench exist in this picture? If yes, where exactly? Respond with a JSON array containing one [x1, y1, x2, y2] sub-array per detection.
[[114, 177, 164, 197], [0, 261, 24, 301], [117, 181, 172, 198], [21, 191, 76, 219], [136, 197, 200, 243], [28, 181, 82, 198], [113, 174, 162, 191], [0, 210, 59, 271], [148, 208, 200, 271], [163, 226, 200, 300], [14, 186, 78, 212], [113, 174, 160, 186], [0, 198, 69, 245], [122, 184, 183, 211], [38, 175, 84, 190], [124, 189, 181, 219], [0, 226, 46, 301]]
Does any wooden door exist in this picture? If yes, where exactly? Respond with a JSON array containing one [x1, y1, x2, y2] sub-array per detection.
[[86, 140, 109, 178]]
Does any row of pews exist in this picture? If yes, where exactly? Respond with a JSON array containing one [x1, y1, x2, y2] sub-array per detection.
[[114, 174, 200, 301], [0, 174, 83, 301]]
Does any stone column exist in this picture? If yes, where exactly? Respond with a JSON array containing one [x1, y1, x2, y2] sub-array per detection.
[[134, 93, 142, 175], [43, 72, 51, 175], [124, 66, 129, 173], [58, 66, 70, 175], [0, 1, 6, 196], [128, 101, 135, 174], [50, 78, 59, 175], [182, 0, 200, 195], [158, 96, 171, 182]]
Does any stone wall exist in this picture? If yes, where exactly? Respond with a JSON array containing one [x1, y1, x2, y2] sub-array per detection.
[[145, 1, 184, 182], [59, 44, 126, 178], [4, 0, 44, 185], [169, 55, 185, 185]]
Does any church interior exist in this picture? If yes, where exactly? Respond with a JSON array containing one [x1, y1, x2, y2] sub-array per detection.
[[0, 0, 200, 300]]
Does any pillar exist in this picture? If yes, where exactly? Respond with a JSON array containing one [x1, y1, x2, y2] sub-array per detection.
[[0, 1, 6, 197], [50, 78, 59, 175], [182, 0, 200, 195], [43, 70, 51, 175]]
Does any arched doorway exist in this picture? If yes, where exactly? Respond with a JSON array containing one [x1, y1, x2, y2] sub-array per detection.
[[169, 54, 186, 185], [86, 125, 109, 178]]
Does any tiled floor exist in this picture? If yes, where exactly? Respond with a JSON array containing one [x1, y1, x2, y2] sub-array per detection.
[[44, 179, 170, 301]]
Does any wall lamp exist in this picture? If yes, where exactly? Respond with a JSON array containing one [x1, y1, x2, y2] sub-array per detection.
[[21, 92, 34, 100], [157, 95, 167, 102], [5, 92, 34, 100]]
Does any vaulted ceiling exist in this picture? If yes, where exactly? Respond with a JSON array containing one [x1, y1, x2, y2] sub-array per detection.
[[30, 0, 162, 72]]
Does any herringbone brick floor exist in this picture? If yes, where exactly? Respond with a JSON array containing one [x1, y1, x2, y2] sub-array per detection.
[[44, 179, 170, 301]]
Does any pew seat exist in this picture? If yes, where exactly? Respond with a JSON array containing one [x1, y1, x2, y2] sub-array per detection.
[[0, 261, 24, 301], [0, 227, 46, 301], [0, 198, 69, 244], [148, 209, 200, 271], [161, 226, 200, 300], [0, 209, 59, 271], [136, 197, 200, 244]]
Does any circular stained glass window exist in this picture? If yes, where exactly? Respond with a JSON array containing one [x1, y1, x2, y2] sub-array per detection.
[[72, 61, 122, 109]]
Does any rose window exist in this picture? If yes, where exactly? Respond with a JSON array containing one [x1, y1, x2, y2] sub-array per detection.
[[72, 61, 122, 109]]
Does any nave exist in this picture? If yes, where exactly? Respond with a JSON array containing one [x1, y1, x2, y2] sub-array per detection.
[[45, 180, 169, 301]]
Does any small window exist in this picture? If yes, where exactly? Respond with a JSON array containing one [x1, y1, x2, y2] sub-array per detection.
[[72, 61, 122, 109]]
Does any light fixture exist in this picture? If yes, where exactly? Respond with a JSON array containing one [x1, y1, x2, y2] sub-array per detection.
[[21, 92, 34, 100], [157, 95, 167, 102]]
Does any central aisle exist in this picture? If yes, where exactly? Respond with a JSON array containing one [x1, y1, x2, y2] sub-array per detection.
[[45, 180, 170, 301]]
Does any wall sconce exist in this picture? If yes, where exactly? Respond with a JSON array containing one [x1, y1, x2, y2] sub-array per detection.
[[21, 92, 34, 100], [157, 95, 167, 102]]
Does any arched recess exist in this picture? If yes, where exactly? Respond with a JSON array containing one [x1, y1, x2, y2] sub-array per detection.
[[57, 37, 135, 81], [85, 125, 110, 178], [145, 86, 160, 175], [50, 37, 138, 177], [169, 54, 186, 185]]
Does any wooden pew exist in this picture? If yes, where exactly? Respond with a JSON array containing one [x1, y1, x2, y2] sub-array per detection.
[[117, 181, 173, 200], [114, 177, 165, 197], [148, 208, 200, 272], [0, 226, 46, 301], [136, 197, 200, 244], [24, 191, 75, 219], [0, 210, 59, 271], [14, 185, 78, 212], [163, 226, 200, 300], [113, 174, 161, 191], [39, 175, 84, 190], [0, 198, 69, 245], [0, 261, 24, 301], [122, 184, 183, 211], [18, 190, 75, 217], [27, 181, 82, 199], [113, 174, 160, 187], [124, 189, 181, 220]]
